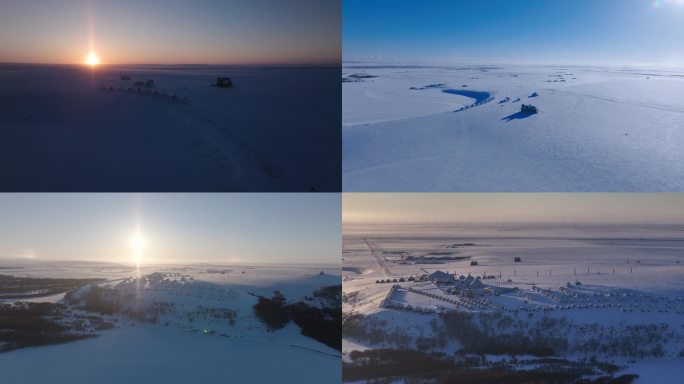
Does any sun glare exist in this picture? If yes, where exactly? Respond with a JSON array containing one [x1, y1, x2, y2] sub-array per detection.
[[131, 233, 145, 266], [85, 51, 100, 67]]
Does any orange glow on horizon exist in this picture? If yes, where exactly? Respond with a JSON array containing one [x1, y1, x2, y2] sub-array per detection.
[[84, 51, 100, 67]]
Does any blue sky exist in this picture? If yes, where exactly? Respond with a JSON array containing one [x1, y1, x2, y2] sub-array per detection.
[[0, 0, 340, 64], [344, 0, 684, 65], [0, 194, 340, 265]]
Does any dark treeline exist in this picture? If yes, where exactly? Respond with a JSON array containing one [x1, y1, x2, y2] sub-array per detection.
[[253, 291, 290, 330], [344, 311, 672, 359], [253, 285, 342, 351], [343, 348, 639, 384], [0, 302, 95, 352], [438, 311, 561, 356], [0, 274, 105, 299]]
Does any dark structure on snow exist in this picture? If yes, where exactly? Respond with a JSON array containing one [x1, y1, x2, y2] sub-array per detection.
[[429, 270, 455, 284], [521, 104, 538, 114], [215, 77, 233, 88]]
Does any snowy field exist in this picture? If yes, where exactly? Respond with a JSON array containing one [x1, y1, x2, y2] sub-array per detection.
[[343, 224, 684, 383], [0, 64, 341, 191], [343, 64, 684, 191], [0, 261, 341, 383]]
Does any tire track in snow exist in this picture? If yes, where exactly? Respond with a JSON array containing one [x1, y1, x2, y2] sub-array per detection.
[[178, 106, 281, 191], [364, 238, 392, 277]]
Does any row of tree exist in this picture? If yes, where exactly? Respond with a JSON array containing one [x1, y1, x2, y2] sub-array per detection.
[[253, 286, 342, 350]]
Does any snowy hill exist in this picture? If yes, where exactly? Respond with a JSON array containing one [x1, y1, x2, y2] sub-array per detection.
[[0, 264, 341, 383]]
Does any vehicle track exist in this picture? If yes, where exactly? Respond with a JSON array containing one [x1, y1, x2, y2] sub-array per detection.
[[364, 238, 392, 277]]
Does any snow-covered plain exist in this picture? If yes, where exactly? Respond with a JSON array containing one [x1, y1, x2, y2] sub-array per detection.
[[342, 224, 684, 383], [0, 64, 341, 191], [0, 262, 341, 384], [343, 64, 684, 191]]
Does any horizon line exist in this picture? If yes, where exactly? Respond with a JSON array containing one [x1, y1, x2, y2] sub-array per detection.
[[342, 221, 684, 226], [0, 61, 341, 68], [341, 60, 684, 69], [0, 257, 342, 268]]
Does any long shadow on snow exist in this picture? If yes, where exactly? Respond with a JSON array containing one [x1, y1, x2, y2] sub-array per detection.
[[441, 89, 491, 104], [501, 111, 535, 122]]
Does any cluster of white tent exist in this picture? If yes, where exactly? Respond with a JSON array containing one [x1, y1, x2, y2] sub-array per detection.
[[532, 285, 563, 303], [429, 271, 486, 290]]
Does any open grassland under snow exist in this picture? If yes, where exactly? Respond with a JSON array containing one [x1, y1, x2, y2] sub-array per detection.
[[343, 64, 684, 191], [0, 64, 340, 192]]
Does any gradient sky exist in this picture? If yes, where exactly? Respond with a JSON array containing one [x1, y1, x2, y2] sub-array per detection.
[[344, 194, 684, 224], [344, 0, 684, 66], [0, 194, 340, 265], [0, 0, 340, 65]]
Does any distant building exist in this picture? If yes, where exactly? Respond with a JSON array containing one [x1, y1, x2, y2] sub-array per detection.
[[429, 270, 455, 284], [215, 77, 233, 88], [469, 277, 484, 289], [521, 104, 538, 114]]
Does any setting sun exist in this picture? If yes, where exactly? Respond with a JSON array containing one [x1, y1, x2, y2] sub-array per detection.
[[84, 51, 100, 66]]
